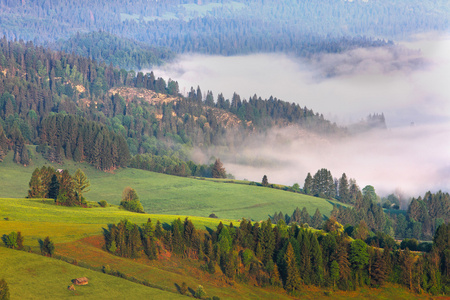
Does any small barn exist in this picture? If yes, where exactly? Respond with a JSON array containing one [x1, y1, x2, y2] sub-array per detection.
[[73, 277, 89, 285]]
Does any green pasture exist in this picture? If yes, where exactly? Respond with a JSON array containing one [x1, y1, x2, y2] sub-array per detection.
[[0, 197, 229, 246], [0, 247, 185, 300], [0, 150, 343, 222]]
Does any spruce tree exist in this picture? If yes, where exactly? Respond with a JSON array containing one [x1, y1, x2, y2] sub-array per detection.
[[73, 169, 90, 203], [271, 263, 282, 287], [172, 219, 184, 255], [336, 235, 351, 281], [301, 207, 310, 225], [290, 207, 301, 224], [338, 173, 350, 203], [28, 168, 44, 198], [48, 174, 60, 200], [303, 173, 313, 195], [211, 158, 226, 178], [284, 242, 302, 292], [312, 208, 322, 229], [370, 249, 386, 287], [310, 234, 324, 285], [155, 220, 164, 239], [330, 260, 340, 289], [41, 236, 55, 256], [56, 170, 76, 206]]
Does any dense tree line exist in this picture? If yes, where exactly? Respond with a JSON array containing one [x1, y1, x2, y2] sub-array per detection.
[[301, 168, 449, 241], [54, 31, 175, 70], [272, 207, 324, 230], [303, 169, 361, 204], [385, 191, 450, 241], [0, 0, 447, 56], [27, 167, 90, 206], [38, 114, 130, 170], [103, 217, 450, 295], [130, 154, 229, 178]]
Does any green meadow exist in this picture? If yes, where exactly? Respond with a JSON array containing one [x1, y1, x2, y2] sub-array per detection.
[[0, 197, 292, 299], [0, 150, 343, 222], [0, 198, 429, 300], [0, 247, 186, 300], [0, 197, 227, 245]]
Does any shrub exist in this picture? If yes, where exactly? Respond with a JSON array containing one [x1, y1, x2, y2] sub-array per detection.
[[195, 285, 206, 299], [99, 200, 108, 207], [120, 199, 144, 213], [40, 236, 55, 256], [120, 187, 144, 213], [209, 213, 218, 218], [102, 265, 111, 274], [2, 232, 17, 249]]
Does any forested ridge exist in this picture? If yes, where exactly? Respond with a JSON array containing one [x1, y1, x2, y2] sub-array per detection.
[[53, 31, 175, 70], [0, 38, 340, 171], [1, 0, 448, 57]]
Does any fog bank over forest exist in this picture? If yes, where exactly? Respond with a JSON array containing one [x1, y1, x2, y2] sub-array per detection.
[[152, 35, 450, 196]]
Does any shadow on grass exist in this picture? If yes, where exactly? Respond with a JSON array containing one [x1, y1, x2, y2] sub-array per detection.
[[188, 287, 196, 297], [174, 283, 181, 294], [162, 222, 171, 231]]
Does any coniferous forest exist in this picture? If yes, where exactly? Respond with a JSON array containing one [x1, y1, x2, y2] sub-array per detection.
[[0, 38, 340, 172], [102, 217, 450, 295]]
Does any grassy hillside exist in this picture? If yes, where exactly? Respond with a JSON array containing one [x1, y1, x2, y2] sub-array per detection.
[[0, 150, 344, 222], [0, 198, 434, 300], [0, 197, 228, 245], [0, 197, 293, 299], [0, 247, 186, 300]]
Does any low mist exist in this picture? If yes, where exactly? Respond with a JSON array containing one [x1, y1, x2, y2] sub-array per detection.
[[220, 124, 450, 198], [151, 35, 450, 197]]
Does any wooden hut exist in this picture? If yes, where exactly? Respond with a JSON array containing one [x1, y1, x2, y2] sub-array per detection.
[[73, 277, 88, 285]]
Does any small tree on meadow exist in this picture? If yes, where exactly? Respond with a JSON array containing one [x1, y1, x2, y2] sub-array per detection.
[[16, 232, 24, 250], [120, 187, 144, 213], [195, 285, 207, 299], [211, 159, 226, 178], [74, 169, 90, 204], [2, 232, 17, 249], [180, 282, 188, 295], [122, 187, 139, 202], [262, 175, 269, 187], [40, 236, 55, 256]]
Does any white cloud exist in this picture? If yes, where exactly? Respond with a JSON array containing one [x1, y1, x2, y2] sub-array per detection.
[[150, 35, 450, 196]]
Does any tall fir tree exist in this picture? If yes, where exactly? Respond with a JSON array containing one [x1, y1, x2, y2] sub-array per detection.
[[284, 242, 302, 292]]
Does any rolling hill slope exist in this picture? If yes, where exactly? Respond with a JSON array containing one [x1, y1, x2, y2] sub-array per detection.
[[0, 149, 345, 222], [0, 247, 186, 300], [0, 196, 434, 300]]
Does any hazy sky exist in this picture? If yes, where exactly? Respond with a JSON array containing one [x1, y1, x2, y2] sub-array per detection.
[[151, 35, 450, 197]]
